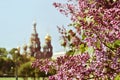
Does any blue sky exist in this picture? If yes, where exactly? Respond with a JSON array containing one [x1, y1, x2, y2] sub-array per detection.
[[0, 0, 71, 53]]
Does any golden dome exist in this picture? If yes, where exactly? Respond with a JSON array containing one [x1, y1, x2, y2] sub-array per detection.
[[45, 34, 51, 41]]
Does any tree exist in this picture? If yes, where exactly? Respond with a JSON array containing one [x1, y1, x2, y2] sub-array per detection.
[[32, 0, 120, 79], [0, 57, 14, 76], [0, 57, 5, 76], [0, 48, 8, 56], [18, 62, 34, 80]]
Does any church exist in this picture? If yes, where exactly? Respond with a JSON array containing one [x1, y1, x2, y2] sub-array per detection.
[[22, 20, 53, 59]]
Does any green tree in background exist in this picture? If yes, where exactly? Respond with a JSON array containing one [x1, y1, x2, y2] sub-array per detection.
[[0, 48, 8, 57]]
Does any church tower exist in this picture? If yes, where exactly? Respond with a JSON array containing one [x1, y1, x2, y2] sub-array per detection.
[[43, 34, 53, 58], [29, 20, 41, 57], [21, 20, 53, 59]]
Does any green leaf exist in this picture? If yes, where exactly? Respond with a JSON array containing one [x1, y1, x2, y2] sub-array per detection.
[[67, 35, 71, 41], [66, 50, 75, 56], [86, 46, 94, 55], [82, 33, 86, 40], [114, 40, 120, 48], [96, 41, 101, 49], [106, 42, 115, 50], [114, 74, 120, 80], [79, 44, 86, 53], [68, 23, 73, 27]]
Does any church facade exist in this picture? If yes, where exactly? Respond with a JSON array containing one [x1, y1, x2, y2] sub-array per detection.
[[22, 21, 53, 59]]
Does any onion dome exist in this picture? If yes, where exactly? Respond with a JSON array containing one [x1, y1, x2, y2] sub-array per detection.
[[45, 34, 51, 41]]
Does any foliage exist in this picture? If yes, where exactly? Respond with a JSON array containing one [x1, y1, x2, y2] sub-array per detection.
[[0, 47, 8, 56], [32, 0, 120, 80], [9, 48, 17, 55], [0, 57, 14, 76], [9, 48, 20, 60], [18, 62, 35, 77], [114, 74, 120, 80], [0, 47, 36, 77]]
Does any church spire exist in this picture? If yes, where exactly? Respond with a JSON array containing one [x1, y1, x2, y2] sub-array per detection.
[[29, 20, 41, 57], [32, 19, 37, 34]]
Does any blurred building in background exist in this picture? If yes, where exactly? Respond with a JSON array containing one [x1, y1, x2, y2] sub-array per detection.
[[22, 20, 53, 59]]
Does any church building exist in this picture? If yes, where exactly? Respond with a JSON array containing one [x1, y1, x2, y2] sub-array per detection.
[[22, 20, 53, 59]]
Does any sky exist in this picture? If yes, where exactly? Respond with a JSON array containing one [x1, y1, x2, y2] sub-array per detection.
[[0, 0, 71, 54]]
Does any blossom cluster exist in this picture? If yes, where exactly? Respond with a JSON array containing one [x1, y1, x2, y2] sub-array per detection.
[[32, 0, 120, 79]]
